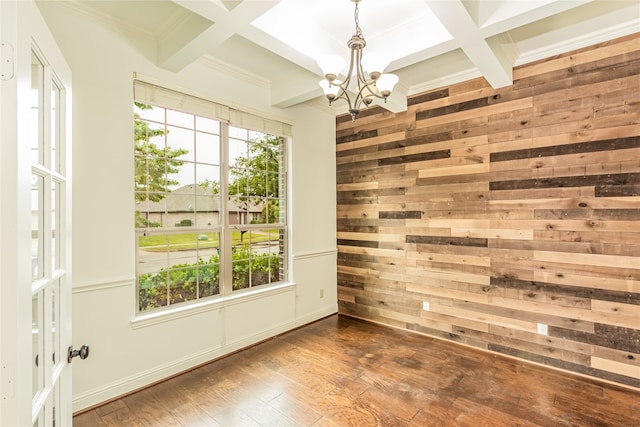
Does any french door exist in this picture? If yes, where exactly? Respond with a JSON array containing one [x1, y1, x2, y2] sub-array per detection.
[[1, 1, 72, 426]]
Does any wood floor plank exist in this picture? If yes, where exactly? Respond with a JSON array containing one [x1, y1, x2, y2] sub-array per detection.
[[99, 406, 138, 427], [122, 390, 182, 427], [450, 397, 541, 427], [72, 410, 106, 427], [267, 392, 323, 426], [203, 405, 262, 427], [74, 314, 640, 427], [169, 401, 221, 427], [94, 399, 127, 418]]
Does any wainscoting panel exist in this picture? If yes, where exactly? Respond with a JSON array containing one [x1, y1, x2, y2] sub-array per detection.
[[336, 33, 640, 388]]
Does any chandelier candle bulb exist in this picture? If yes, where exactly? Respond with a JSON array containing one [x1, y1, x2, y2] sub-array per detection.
[[361, 52, 389, 79], [318, 54, 346, 81], [376, 73, 399, 97], [318, 79, 340, 101], [317, 0, 399, 120]]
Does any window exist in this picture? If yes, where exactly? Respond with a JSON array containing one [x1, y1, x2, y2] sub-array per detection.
[[133, 80, 289, 312]]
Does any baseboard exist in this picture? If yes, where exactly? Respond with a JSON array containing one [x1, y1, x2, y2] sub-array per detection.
[[72, 343, 225, 412], [295, 303, 338, 327]]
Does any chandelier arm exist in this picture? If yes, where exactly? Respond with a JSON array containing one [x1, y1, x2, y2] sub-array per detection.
[[352, 49, 369, 110], [329, 41, 359, 112], [339, 88, 355, 111], [352, 47, 386, 110], [330, 82, 354, 112], [341, 43, 358, 91], [362, 83, 386, 100]]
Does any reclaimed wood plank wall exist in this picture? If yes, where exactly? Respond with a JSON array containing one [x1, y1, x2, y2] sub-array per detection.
[[336, 33, 640, 388]]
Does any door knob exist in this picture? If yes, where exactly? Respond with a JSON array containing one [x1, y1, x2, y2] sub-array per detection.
[[67, 345, 90, 363]]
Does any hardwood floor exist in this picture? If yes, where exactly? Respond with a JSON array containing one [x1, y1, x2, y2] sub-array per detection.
[[74, 314, 640, 426]]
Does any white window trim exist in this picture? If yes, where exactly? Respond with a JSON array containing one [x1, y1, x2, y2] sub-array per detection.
[[133, 76, 291, 314]]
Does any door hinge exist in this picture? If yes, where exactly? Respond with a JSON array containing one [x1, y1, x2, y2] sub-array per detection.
[[1, 364, 15, 400], [1, 41, 15, 81]]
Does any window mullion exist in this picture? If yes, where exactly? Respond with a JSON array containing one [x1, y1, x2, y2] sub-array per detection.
[[220, 123, 232, 295]]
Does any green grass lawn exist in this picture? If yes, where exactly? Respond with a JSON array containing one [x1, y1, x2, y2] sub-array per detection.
[[139, 230, 276, 252]]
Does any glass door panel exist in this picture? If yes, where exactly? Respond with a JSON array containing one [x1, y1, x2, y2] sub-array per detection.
[[51, 181, 59, 270], [51, 83, 60, 173], [30, 52, 43, 164], [31, 290, 43, 400], [31, 173, 44, 280]]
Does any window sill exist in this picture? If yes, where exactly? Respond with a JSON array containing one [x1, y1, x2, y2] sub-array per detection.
[[130, 282, 296, 329]]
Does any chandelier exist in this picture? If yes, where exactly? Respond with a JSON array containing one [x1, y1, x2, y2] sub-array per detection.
[[318, 0, 399, 120]]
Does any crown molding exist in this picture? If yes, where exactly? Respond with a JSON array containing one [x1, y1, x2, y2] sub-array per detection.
[[408, 68, 483, 96], [197, 54, 271, 89], [42, 0, 155, 43], [515, 21, 640, 66], [154, 7, 205, 44]]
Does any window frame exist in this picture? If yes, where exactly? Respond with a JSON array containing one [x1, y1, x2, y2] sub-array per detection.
[[133, 79, 290, 314]]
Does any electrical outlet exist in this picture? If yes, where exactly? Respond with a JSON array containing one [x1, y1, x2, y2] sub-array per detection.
[[422, 301, 430, 311], [537, 323, 548, 335], [320, 289, 324, 298]]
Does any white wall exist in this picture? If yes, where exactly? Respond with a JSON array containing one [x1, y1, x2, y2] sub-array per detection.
[[37, 2, 337, 412]]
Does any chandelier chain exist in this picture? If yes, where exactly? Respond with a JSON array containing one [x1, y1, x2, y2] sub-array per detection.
[[353, 1, 362, 38]]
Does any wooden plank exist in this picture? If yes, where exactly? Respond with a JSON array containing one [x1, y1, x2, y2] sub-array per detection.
[[490, 124, 640, 148], [487, 294, 640, 330], [533, 229, 640, 245], [591, 345, 640, 369], [534, 268, 640, 294], [491, 155, 640, 177], [407, 88, 449, 106], [534, 250, 640, 270], [416, 98, 534, 129], [336, 131, 405, 154], [490, 324, 592, 354], [407, 250, 491, 267], [591, 299, 640, 319], [489, 172, 639, 191], [591, 357, 640, 380], [491, 136, 639, 163]]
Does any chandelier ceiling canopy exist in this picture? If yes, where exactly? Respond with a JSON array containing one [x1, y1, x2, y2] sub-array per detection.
[[318, 0, 399, 120]]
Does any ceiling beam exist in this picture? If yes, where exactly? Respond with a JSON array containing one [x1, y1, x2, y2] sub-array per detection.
[[160, 0, 282, 72], [270, 75, 324, 109], [474, 0, 592, 36], [170, 0, 229, 22], [425, 0, 516, 88], [240, 25, 321, 76]]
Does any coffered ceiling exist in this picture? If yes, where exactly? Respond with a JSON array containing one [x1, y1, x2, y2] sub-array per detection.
[[44, 0, 639, 115]]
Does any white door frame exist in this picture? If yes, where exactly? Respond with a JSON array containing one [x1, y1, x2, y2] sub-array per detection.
[[1, 1, 72, 425]]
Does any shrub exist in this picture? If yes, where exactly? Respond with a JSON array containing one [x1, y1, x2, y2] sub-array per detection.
[[138, 254, 220, 311], [135, 211, 161, 228], [138, 246, 280, 311]]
